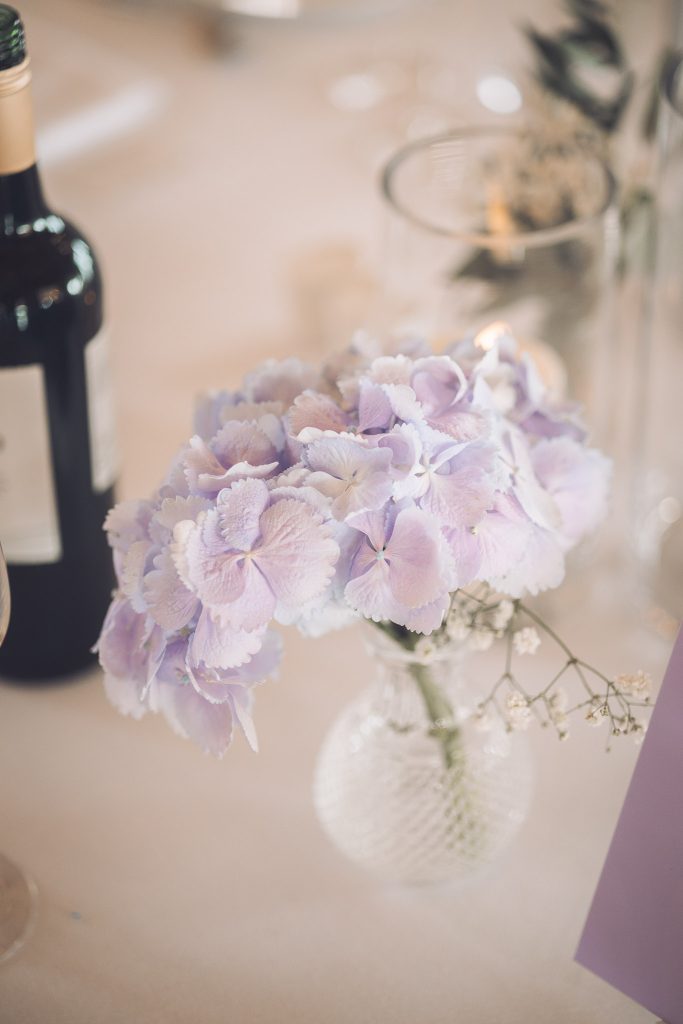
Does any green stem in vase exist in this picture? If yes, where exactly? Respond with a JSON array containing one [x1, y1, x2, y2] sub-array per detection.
[[372, 620, 461, 770], [371, 619, 491, 858], [408, 661, 461, 771]]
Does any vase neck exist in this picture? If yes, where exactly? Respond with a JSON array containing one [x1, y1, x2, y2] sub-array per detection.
[[362, 622, 464, 672], [362, 626, 467, 731]]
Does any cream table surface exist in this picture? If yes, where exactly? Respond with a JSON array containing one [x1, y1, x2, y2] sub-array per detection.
[[0, 1, 675, 1021]]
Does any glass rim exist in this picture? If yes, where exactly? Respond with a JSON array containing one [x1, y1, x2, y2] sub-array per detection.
[[661, 50, 683, 118], [380, 125, 618, 249]]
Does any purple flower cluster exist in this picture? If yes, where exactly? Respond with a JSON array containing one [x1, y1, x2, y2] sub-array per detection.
[[98, 327, 610, 755]]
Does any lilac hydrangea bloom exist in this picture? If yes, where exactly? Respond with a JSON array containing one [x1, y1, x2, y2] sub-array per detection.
[[454, 330, 585, 441], [172, 477, 339, 629], [182, 422, 280, 496], [343, 505, 455, 632], [287, 390, 353, 441], [304, 437, 394, 520], [98, 323, 611, 756], [153, 630, 282, 756], [531, 436, 611, 547]]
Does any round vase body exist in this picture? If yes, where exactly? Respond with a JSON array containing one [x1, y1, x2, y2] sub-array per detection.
[[313, 636, 534, 884]]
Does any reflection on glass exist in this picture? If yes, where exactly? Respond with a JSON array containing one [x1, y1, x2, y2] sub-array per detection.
[[476, 75, 522, 115]]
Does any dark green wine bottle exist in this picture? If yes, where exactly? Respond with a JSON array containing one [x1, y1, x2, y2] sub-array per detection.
[[0, 5, 117, 680]]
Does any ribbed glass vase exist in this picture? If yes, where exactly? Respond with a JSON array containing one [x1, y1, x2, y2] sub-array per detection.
[[313, 628, 534, 884]]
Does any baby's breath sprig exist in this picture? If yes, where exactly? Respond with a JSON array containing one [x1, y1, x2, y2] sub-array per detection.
[[446, 588, 652, 749]]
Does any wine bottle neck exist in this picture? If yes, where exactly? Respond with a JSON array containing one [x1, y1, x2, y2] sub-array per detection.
[[0, 55, 46, 231], [0, 58, 35, 174], [0, 163, 48, 230]]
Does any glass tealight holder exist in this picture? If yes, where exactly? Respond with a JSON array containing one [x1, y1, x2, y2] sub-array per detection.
[[379, 127, 619, 438]]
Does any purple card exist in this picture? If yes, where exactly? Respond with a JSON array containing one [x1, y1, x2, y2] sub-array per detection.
[[576, 626, 683, 1023]]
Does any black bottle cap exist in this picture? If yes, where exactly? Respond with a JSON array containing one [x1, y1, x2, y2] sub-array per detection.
[[0, 5, 26, 72]]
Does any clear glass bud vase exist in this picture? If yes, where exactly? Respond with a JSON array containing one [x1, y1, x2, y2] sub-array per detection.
[[313, 628, 534, 884]]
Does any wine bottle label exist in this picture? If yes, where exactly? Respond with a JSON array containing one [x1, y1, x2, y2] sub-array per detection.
[[0, 364, 61, 563], [85, 327, 119, 493]]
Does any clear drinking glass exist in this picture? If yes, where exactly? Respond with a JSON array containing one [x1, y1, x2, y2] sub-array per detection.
[[0, 542, 37, 963], [379, 127, 619, 439], [635, 52, 683, 638]]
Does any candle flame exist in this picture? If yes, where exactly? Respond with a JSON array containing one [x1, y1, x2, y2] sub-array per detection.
[[474, 321, 511, 352]]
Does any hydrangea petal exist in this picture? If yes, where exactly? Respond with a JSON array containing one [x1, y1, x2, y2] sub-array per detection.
[[344, 509, 388, 557], [155, 637, 191, 688], [183, 436, 231, 495], [507, 429, 562, 531], [402, 592, 450, 633], [184, 434, 278, 496], [213, 420, 278, 467], [532, 437, 610, 545], [244, 357, 320, 405], [216, 478, 270, 551], [445, 493, 532, 588], [152, 495, 212, 539], [186, 630, 281, 708], [98, 598, 165, 713], [344, 561, 396, 622], [420, 444, 496, 528], [470, 495, 534, 582], [216, 560, 276, 632], [488, 526, 565, 597], [385, 507, 446, 608], [367, 354, 414, 386], [377, 423, 423, 480], [190, 607, 266, 669], [120, 540, 152, 613], [412, 356, 467, 412], [159, 682, 235, 758], [98, 596, 147, 685], [104, 500, 154, 552], [443, 526, 483, 587], [288, 391, 350, 439], [383, 383, 423, 424], [255, 498, 339, 607], [229, 686, 259, 751], [305, 437, 393, 520], [144, 548, 199, 631], [357, 381, 393, 432], [173, 513, 246, 607], [103, 673, 149, 720]]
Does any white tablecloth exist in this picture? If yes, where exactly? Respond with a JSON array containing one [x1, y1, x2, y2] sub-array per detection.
[[1, 2, 674, 1020]]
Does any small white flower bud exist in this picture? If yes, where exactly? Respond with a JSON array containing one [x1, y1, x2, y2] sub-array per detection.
[[614, 670, 651, 699], [512, 626, 541, 656], [491, 599, 514, 631], [505, 691, 532, 730]]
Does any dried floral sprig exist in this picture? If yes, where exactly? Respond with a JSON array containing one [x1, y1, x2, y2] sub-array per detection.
[[452, 588, 651, 750], [524, 0, 634, 135], [522, 1, 678, 279], [373, 585, 652, 756]]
